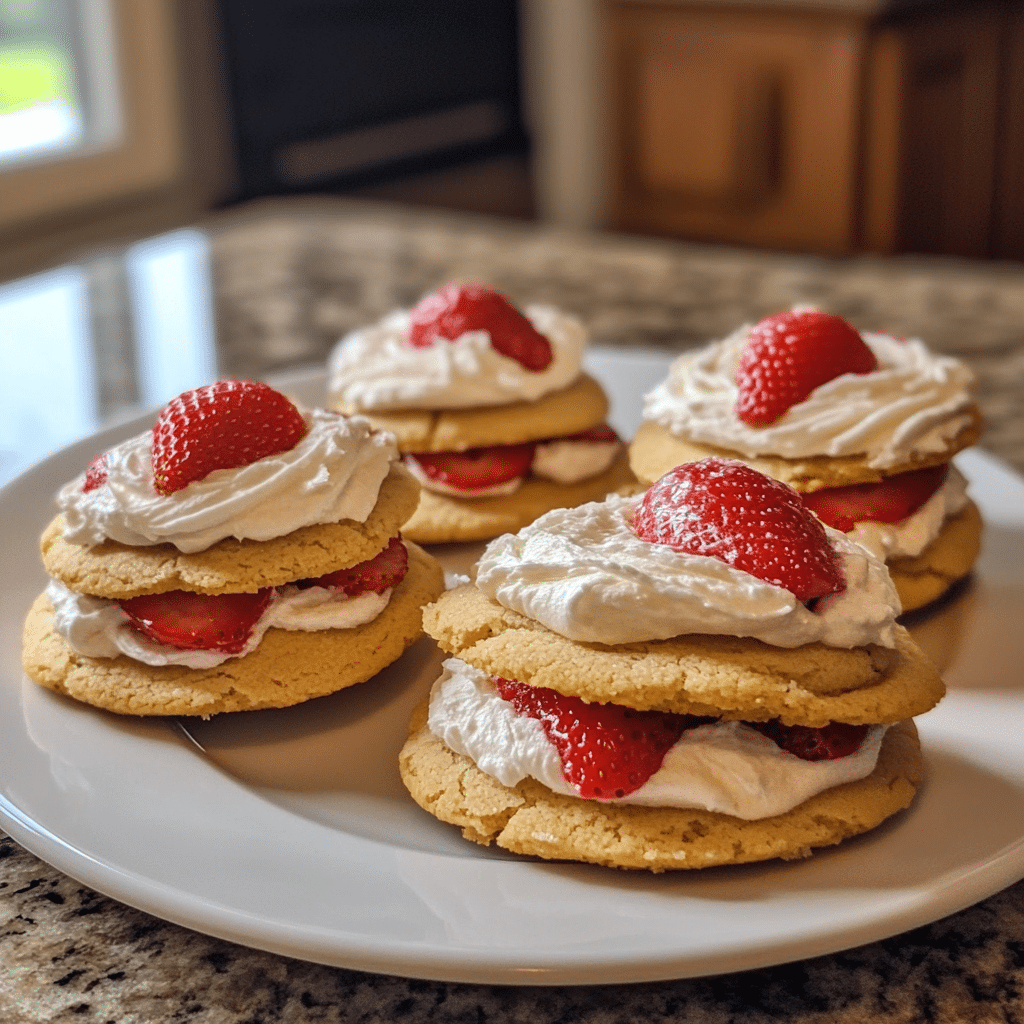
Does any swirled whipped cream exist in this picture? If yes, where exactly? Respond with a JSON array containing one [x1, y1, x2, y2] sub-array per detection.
[[475, 494, 900, 649], [327, 304, 586, 411], [643, 323, 976, 469], [428, 659, 887, 819], [57, 408, 397, 553], [47, 576, 394, 669], [847, 463, 970, 561]]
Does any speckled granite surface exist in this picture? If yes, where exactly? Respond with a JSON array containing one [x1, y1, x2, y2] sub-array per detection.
[[3, 198, 1024, 1023]]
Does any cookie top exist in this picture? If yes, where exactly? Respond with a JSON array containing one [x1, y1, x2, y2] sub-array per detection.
[[23, 540, 444, 716], [399, 700, 923, 871], [423, 583, 945, 727], [629, 414, 984, 491], [340, 374, 609, 453], [42, 463, 420, 599], [401, 447, 636, 544]]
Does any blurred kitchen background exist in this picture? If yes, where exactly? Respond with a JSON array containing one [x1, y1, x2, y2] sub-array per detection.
[[6, 0, 1024, 285], [3, 0, 1024, 484]]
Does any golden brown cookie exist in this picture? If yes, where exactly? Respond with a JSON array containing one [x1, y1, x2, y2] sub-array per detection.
[[628, 412, 985, 491], [22, 541, 444, 716], [423, 584, 945, 727], [333, 374, 609, 452], [890, 499, 982, 613], [41, 463, 420, 599], [401, 448, 636, 545], [399, 701, 923, 872]]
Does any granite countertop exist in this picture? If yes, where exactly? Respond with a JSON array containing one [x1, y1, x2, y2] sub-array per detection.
[[3, 197, 1024, 1023]]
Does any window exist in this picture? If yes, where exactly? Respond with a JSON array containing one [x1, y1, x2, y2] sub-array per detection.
[[0, 0, 185, 236]]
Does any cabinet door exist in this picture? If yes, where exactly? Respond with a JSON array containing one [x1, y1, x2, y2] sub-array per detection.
[[605, 2, 866, 253]]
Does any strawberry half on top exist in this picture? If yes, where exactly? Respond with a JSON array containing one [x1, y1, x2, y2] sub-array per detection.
[[736, 308, 877, 426], [633, 457, 846, 603], [151, 380, 308, 495], [408, 282, 554, 372]]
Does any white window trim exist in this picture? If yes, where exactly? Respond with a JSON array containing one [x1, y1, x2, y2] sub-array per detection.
[[1, 0, 184, 232]]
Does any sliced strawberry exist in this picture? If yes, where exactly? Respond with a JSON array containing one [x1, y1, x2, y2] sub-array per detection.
[[297, 536, 408, 596], [551, 423, 621, 444], [119, 588, 275, 654], [408, 443, 536, 491], [493, 677, 714, 799], [802, 464, 948, 532], [151, 380, 308, 495], [736, 309, 877, 425], [83, 454, 108, 492], [633, 457, 846, 603], [408, 283, 553, 371], [749, 719, 870, 761]]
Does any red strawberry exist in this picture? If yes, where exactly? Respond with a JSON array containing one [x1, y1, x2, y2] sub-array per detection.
[[736, 309, 877, 425], [552, 423, 621, 444], [749, 719, 870, 761], [119, 588, 274, 653], [297, 536, 408, 596], [408, 283, 553, 371], [408, 443, 536, 491], [83, 454, 108, 492], [493, 677, 713, 799], [802, 464, 948, 532], [633, 457, 846, 603], [151, 380, 308, 495]]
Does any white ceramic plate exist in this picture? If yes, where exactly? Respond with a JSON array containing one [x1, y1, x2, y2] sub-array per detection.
[[2, 350, 1024, 987]]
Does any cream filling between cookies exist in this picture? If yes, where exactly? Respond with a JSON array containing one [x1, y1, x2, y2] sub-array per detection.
[[846, 464, 969, 561], [428, 660, 888, 820], [46, 578, 394, 669], [643, 324, 976, 469], [58, 408, 397, 554], [475, 493, 901, 649], [327, 304, 585, 411], [404, 437, 621, 497]]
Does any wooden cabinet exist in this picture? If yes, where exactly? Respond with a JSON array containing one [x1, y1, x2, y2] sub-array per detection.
[[604, 0, 1024, 258]]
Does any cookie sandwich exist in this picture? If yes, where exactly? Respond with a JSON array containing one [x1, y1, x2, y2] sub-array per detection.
[[400, 457, 945, 872], [327, 282, 634, 544], [630, 307, 984, 611], [23, 380, 445, 716]]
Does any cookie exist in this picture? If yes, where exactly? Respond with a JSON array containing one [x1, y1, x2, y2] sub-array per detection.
[[339, 374, 610, 453], [402, 448, 636, 545], [888, 499, 982, 612], [41, 463, 420, 598], [23, 541, 444, 716], [399, 699, 922, 871], [422, 583, 945, 727], [629, 414, 985, 492]]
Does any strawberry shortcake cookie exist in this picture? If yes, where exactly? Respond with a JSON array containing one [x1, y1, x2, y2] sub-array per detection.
[[327, 282, 634, 543], [22, 380, 444, 716], [400, 457, 945, 871], [630, 308, 985, 611]]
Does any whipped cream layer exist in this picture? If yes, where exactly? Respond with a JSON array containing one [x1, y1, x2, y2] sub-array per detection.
[[327, 304, 586, 411], [58, 408, 397, 553], [429, 659, 887, 820], [848, 464, 970, 560], [475, 494, 900, 649], [643, 325, 976, 469], [47, 576, 394, 669]]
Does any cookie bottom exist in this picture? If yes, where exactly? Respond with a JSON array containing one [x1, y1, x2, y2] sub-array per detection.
[[399, 702, 923, 872], [401, 448, 636, 544], [891, 500, 982, 613], [22, 541, 444, 717]]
